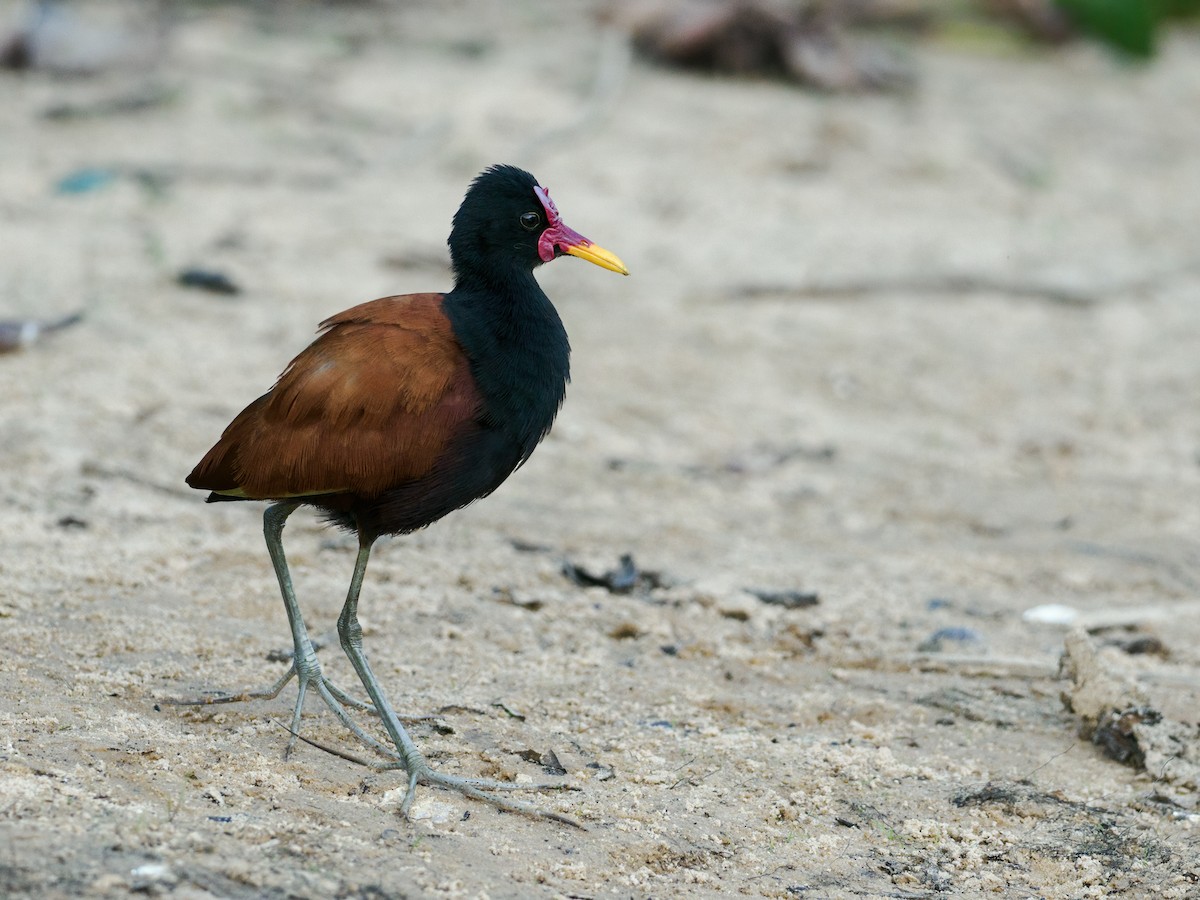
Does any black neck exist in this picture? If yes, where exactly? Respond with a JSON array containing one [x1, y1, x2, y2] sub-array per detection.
[[442, 265, 571, 459], [451, 259, 541, 303]]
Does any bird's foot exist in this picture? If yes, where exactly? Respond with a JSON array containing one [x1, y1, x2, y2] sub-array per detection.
[[269, 716, 582, 826], [376, 756, 583, 828], [164, 660, 393, 759], [166, 667, 446, 764]]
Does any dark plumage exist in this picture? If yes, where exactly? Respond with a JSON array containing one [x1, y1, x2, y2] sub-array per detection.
[[181, 165, 627, 821]]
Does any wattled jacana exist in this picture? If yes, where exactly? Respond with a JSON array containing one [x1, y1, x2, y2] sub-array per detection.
[[183, 165, 628, 819]]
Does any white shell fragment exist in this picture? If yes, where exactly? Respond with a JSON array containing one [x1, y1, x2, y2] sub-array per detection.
[[1021, 603, 1080, 626]]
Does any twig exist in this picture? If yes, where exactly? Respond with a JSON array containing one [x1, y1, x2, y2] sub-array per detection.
[[732, 265, 1199, 308], [907, 653, 1058, 679], [0, 311, 84, 353], [271, 719, 386, 767], [1066, 540, 1200, 594]]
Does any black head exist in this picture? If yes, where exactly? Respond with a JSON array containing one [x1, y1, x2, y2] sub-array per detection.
[[448, 164, 628, 286]]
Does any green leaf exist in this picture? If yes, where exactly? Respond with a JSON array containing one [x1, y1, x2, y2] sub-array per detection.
[[1054, 0, 1158, 57]]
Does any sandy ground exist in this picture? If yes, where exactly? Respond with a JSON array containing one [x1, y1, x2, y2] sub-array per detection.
[[2, 2, 1200, 897]]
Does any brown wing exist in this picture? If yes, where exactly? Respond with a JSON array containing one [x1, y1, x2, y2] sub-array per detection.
[[187, 293, 481, 500]]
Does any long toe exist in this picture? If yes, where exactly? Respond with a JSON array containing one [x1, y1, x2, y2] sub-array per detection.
[[397, 761, 582, 828], [164, 666, 397, 759], [162, 665, 299, 707]]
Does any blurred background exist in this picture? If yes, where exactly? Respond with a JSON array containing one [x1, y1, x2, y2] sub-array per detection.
[[2, 1, 1200, 896], [4, 0, 1198, 572]]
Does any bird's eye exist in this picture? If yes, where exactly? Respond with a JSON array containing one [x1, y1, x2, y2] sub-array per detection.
[[520, 212, 541, 231]]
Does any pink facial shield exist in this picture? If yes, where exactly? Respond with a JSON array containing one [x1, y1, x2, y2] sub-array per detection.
[[534, 185, 581, 262], [533, 184, 629, 275]]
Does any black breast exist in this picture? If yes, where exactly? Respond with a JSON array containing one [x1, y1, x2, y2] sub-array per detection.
[[334, 286, 570, 539], [442, 284, 570, 465]]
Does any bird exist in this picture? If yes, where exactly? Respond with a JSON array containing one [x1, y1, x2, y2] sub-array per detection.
[[182, 164, 628, 820]]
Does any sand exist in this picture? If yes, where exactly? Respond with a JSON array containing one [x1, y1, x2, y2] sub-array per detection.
[[2, 2, 1199, 897]]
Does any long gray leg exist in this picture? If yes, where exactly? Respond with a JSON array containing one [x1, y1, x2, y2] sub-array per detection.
[[262, 502, 408, 758], [261, 501, 322, 756], [336, 536, 578, 823], [170, 502, 393, 760], [336, 540, 430, 790]]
